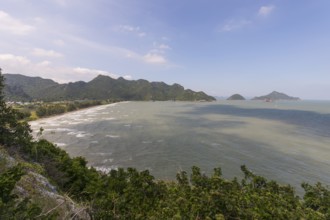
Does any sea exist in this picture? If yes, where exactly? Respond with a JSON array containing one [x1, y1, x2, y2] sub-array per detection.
[[29, 100, 330, 193]]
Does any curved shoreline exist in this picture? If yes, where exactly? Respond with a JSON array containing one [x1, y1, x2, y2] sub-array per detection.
[[29, 102, 122, 122]]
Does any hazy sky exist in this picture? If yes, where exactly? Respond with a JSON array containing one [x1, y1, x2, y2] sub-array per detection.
[[1, 0, 329, 99]]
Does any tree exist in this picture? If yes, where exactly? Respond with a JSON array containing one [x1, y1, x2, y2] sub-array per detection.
[[0, 68, 32, 147], [302, 182, 330, 218]]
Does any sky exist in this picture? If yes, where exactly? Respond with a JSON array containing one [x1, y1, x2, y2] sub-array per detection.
[[0, 0, 330, 100]]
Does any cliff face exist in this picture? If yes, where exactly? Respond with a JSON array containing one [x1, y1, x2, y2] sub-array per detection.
[[0, 146, 90, 219]]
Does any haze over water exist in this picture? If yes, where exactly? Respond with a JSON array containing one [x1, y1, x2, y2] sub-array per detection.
[[30, 101, 330, 192]]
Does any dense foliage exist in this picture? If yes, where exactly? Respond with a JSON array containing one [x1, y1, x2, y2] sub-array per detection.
[[8, 100, 105, 121], [0, 71, 32, 147], [35, 100, 103, 117], [4, 73, 216, 102], [1, 69, 330, 219]]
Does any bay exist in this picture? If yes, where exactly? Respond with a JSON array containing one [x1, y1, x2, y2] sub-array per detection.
[[30, 100, 330, 193]]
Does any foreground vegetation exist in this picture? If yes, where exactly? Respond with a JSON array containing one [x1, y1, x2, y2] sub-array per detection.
[[1, 70, 330, 219]]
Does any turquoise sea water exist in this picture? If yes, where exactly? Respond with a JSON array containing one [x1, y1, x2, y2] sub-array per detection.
[[30, 100, 330, 192]]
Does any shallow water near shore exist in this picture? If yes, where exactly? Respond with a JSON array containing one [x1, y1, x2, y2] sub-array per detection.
[[30, 100, 330, 193]]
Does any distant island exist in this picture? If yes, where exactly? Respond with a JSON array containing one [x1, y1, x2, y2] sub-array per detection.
[[227, 94, 246, 100], [252, 91, 300, 101], [3, 74, 215, 102]]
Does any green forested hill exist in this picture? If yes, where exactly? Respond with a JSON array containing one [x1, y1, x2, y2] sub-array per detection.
[[3, 74, 215, 101], [4, 74, 58, 101], [227, 94, 246, 100]]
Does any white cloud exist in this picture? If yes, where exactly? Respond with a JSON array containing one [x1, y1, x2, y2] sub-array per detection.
[[37, 60, 52, 66], [219, 5, 276, 33], [33, 17, 45, 24], [138, 32, 146, 37], [53, 0, 68, 7], [0, 11, 35, 35], [143, 53, 167, 64], [64, 34, 172, 66], [159, 44, 171, 50], [0, 54, 31, 65], [0, 53, 131, 82], [53, 39, 65, 47], [161, 36, 169, 41], [123, 75, 132, 80], [32, 48, 63, 58], [73, 67, 118, 79], [141, 42, 171, 64], [60, 33, 172, 66], [148, 43, 172, 54], [60, 30, 172, 64], [0, 53, 47, 77], [116, 25, 147, 37], [64, 34, 140, 59], [221, 19, 251, 32], [258, 5, 275, 17], [0, 53, 57, 77], [73, 67, 132, 80], [118, 25, 140, 32]]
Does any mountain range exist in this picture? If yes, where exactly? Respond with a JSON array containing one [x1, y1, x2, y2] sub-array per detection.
[[3, 74, 215, 102]]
